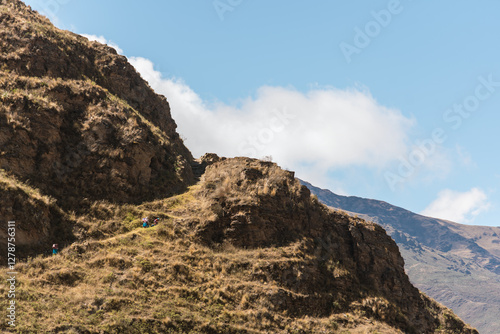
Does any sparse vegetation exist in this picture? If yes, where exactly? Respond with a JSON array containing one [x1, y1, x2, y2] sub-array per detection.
[[0, 157, 478, 333]]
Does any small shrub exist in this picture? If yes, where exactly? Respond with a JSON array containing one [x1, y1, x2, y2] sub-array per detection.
[[102, 272, 116, 284], [138, 259, 153, 273]]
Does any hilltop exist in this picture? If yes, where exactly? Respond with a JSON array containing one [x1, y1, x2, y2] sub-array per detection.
[[0, 0, 479, 332]]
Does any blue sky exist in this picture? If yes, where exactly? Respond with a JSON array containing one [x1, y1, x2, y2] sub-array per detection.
[[24, 0, 500, 227]]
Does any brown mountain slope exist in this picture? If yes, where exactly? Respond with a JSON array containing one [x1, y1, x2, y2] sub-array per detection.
[[446, 222, 500, 259], [301, 180, 500, 334], [3, 157, 478, 333], [0, 0, 194, 262], [0, 0, 193, 210], [0, 169, 75, 257]]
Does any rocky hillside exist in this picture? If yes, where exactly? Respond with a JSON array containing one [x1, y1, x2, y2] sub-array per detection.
[[3, 157, 478, 333], [0, 0, 193, 210], [0, 168, 75, 257], [302, 180, 500, 334], [0, 0, 194, 254], [0, 0, 479, 332]]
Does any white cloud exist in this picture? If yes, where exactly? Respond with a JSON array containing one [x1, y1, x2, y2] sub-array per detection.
[[81, 34, 123, 54], [421, 188, 490, 224], [129, 57, 416, 182]]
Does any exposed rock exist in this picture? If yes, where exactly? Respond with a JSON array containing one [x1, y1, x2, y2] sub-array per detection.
[[191, 158, 477, 333], [0, 0, 194, 208], [191, 153, 224, 181], [0, 170, 74, 260]]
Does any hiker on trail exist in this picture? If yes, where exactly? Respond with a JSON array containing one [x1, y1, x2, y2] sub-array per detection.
[[151, 218, 159, 227], [142, 217, 149, 228], [52, 244, 58, 255]]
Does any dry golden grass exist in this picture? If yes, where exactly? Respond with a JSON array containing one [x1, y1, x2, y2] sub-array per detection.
[[0, 158, 475, 333], [0, 169, 56, 206], [7, 223, 395, 333]]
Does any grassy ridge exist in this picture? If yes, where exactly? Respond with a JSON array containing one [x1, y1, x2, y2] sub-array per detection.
[[0, 158, 478, 333]]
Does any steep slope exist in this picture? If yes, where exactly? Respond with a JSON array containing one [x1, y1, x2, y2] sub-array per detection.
[[0, 0, 193, 211], [302, 180, 500, 334], [4, 157, 477, 333], [0, 169, 75, 261], [0, 0, 196, 265]]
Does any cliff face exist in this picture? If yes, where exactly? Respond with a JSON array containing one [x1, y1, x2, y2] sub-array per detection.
[[0, 169, 74, 255], [0, 0, 193, 210], [0, 0, 193, 260]]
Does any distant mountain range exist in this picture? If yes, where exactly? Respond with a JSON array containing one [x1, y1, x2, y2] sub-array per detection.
[[301, 180, 500, 334]]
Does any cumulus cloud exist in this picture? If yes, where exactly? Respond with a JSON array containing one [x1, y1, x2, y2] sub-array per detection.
[[81, 34, 123, 54], [421, 188, 490, 224], [129, 57, 415, 181]]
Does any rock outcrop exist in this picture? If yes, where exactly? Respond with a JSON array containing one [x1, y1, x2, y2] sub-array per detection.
[[0, 170, 73, 257], [189, 157, 478, 333], [0, 0, 193, 210]]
